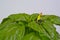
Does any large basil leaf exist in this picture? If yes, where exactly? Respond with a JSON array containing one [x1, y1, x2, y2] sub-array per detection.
[[49, 15, 60, 25], [8, 13, 30, 22], [30, 13, 38, 21], [42, 15, 60, 25], [41, 21, 57, 40], [23, 32, 41, 40], [0, 22, 25, 40], [28, 21, 51, 40], [56, 32, 60, 40], [1, 18, 14, 24]]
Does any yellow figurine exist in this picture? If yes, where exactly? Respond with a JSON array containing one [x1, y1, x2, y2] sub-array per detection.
[[37, 13, 42, 21]]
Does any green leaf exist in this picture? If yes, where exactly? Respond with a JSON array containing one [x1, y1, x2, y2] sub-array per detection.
[[42, 15, 60, 25], [1, 18, 9, 24], [0, 22, 25, 40], [41, 21, 57, 40], [23, 32, 41, 40], [28, 21, 51, 40], [8, 13, 30, 22], [1, 18, 14, 24], [39, 33, 50, 40], [0, 18, 17, 31], [56, 32, 60, 40], [49, 15, 60, 25], [30, 13, 38, 21]]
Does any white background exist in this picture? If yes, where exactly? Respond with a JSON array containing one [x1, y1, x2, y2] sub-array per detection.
[[0, 0, 60, 34]]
